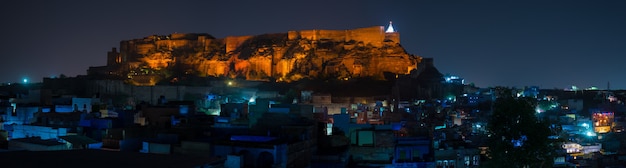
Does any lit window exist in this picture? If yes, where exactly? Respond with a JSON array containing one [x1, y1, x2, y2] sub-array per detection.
[[473, 155, 480, 165]]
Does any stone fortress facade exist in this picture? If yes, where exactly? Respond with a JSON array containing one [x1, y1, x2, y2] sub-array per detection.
[[95, 23, 419, 85]]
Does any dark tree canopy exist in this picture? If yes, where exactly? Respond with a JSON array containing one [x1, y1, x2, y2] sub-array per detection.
[[485, 88, 560, 167]]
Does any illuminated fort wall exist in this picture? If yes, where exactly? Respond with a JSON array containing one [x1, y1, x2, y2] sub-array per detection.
[[107, 26, 412, 83], [288, 26, 388, 47], [225, 35, 253, 53]]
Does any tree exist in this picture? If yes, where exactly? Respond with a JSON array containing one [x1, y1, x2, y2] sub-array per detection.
[[281, 88, 298, 104], [484, 88, 559, 167]]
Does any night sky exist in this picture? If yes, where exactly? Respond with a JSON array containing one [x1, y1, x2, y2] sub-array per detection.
[[2, 0, 625, 89]]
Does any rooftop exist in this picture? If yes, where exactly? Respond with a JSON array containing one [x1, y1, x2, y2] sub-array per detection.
[[59, 135, 99, 145], [10, 137, 65, 146]]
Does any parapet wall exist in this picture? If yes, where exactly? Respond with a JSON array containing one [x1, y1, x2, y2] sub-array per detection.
[[347, 26, 385, 47], [288, 26, 387, 47], [225, 35, 253, 53], [170, 33, 187, 39], [155, 39, 193, 49]]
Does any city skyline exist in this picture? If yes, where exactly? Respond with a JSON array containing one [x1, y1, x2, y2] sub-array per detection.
[[1, 0, 625, 89]]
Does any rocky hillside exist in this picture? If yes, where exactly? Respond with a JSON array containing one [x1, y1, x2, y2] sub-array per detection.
[[106, 26, 421, 85]]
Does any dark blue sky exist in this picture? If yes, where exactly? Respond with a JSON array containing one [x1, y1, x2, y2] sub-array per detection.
[[2, 0, 625, 89]]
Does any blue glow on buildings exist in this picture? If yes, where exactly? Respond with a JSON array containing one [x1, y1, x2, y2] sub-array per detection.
[[55, 105, 74, 113], [230, 135, 277, 142], [443, 74, 464, 84], [179, 105, 189, 115], [392, 123, 402, 131]]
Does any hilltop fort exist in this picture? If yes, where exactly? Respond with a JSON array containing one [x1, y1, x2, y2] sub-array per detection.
[[89, 23, 421, 85]]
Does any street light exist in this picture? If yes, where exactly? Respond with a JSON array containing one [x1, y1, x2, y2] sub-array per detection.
[[581, 123, 589, 129]]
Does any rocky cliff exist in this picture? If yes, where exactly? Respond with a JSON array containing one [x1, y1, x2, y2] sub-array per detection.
[[103, 26, 421, 85]]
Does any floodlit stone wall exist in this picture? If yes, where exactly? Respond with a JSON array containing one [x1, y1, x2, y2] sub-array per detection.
[[102, 25, 417, 84], [225, 35, 253, 53], [288, 26, 387, 47]]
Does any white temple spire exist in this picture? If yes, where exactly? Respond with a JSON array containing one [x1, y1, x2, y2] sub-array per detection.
[[386, 21, 395, 33]]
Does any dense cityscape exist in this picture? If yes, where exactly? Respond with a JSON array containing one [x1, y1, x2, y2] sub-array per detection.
[[1, 23, 625, 168]]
